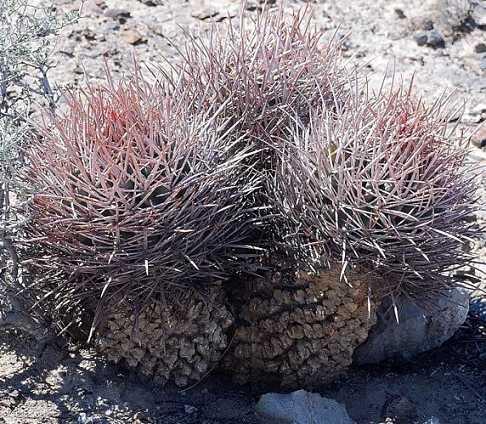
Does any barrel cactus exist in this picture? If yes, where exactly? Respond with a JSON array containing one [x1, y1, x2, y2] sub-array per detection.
[[270, 84, 480, 300], [174, 6, 347, 157], [219, 81, 480, 387], [98, 286, 233, 387], [221, 263, 380, 389], [21, 73, 259, 338]]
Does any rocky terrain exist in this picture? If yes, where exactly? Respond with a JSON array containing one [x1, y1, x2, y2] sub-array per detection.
[[1, 0, 486, 423]]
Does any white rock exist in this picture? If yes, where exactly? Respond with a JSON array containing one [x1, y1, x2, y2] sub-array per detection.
[[423, 417, 441, 424], [256, 390, 355, 424], [354, 288, 469, 364]]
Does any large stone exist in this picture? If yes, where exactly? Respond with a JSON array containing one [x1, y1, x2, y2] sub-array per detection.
[[353, 288, 469, 364], [256, 390, 354, 424]]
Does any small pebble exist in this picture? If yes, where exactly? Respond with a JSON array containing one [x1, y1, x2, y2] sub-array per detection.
[[104, 8, 131, 20], [184, 404, 198, 414], [475, 43, 486, 54], [426, 30, 445, 49], [480, 54, 486, 71], [422, 20, 434, 31], [471, 125, 486, 149], [414, 30, 445, 49], [121, 30, 146, 45], [394, 8, 406, 19], [94, 0, 106, 8], [414, 32, 428, 46]]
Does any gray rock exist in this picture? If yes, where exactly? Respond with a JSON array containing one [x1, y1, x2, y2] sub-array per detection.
[[256, 390, 354, 424], [414, 32, 428, 46], [471, 2, 486, 27], [464, 104, 486, 124], [470, 296, 486, 321], [414, 30, 445, 48], [475, 43, 486, 54], [426, 30, 445, 48], [354, 288, 469, 364], [480, 53, 486, 71], [394, 8, 406, 19]]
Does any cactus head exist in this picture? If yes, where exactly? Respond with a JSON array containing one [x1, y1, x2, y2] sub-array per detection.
[[270, 81, 481, 299], [22, 71, 259, 334]]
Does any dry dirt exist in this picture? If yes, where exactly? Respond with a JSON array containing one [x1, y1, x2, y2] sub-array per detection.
[[2, 319, 486, 423], [1, 0, 486, 423]]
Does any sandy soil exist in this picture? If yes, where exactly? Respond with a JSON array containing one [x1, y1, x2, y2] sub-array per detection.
[[1, 320, 486, 423]]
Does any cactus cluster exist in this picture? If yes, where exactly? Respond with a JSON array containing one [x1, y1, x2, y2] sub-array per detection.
[[21, 4, 481, 388], [22, 73, 259, 333]]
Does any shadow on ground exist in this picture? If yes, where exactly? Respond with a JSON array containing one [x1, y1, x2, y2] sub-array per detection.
[[1, 314, 486, 424]]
